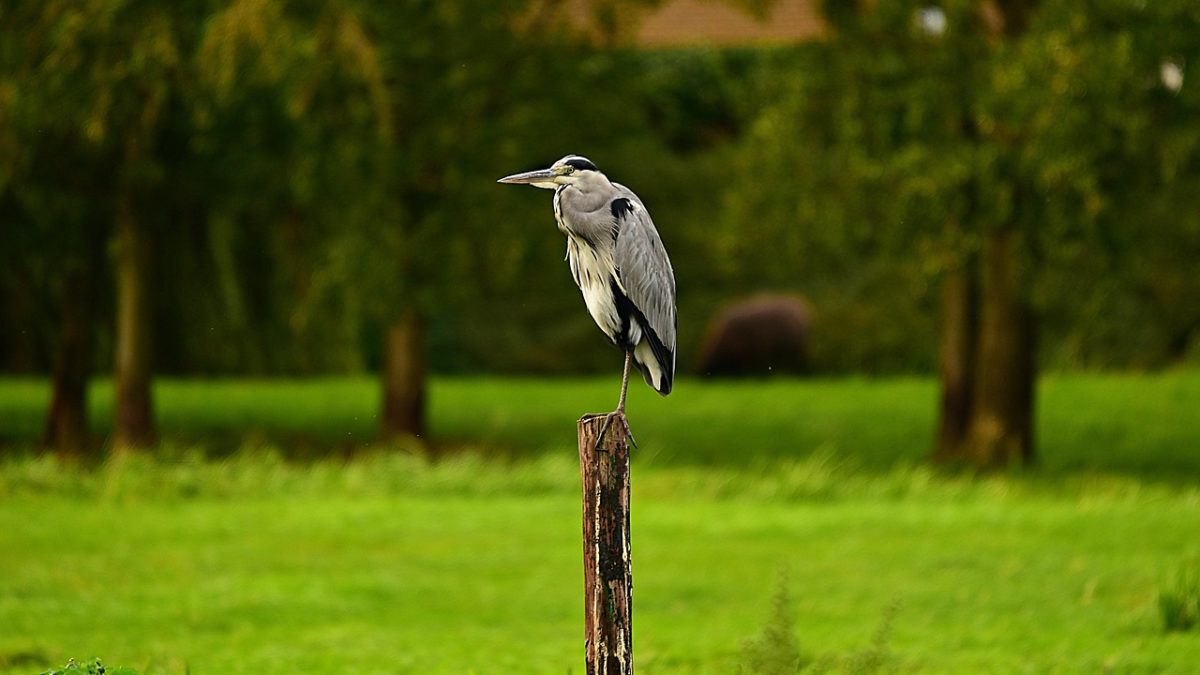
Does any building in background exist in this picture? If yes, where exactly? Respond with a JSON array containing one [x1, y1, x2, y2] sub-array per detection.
[[637, 0, 823, 46], [565, 0, 824, 47]]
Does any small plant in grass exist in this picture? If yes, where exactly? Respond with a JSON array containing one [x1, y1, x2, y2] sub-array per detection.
[[740, 571, 810, 675], [808, 601, 901, 675], [38, 658, 139, 675], [1159, 558, 1200, 633], [740, 571, 902, 675]]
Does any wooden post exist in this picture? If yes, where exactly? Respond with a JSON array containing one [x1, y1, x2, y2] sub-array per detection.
[[577, 412, 634, 675]]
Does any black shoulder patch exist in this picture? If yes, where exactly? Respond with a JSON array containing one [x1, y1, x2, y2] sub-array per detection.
[[610, 197, 634, 220], [565, 157, 598, 172]]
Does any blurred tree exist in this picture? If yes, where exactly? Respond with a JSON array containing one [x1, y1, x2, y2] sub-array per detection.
[[41, 235, 106, 455], [189, 0, 392, 378], [962, 0, 1200, 465], [723, 0, 1200, 468], [346, 0, 552, 441], [1, 0, 393, 453], [955, 0, 1038, 468], [0, 0, 171, 453], [8, 0, 209, 451]]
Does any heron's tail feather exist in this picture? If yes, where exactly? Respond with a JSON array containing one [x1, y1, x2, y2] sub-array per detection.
[[634, 335, 673, 396]]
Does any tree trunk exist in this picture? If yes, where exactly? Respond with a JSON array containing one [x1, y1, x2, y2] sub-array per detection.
[[577, 413, 634, 675], [2, 274, 44, 374], [933, 259, 978, 463], [966, 228, 1035, 468], [114, 191, 156, 451], [381, 310, 426, 440], [948, 0, 1036, 470], [42, 266, 97, 457]]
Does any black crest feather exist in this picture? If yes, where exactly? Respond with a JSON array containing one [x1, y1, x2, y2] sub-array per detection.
[[565, 157, 598, 172]]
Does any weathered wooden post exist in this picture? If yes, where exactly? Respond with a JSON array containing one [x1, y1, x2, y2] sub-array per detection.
[[577, 412, 634, 675]]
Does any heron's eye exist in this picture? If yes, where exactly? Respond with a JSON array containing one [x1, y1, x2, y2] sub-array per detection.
[[565, 166, 576, 175]]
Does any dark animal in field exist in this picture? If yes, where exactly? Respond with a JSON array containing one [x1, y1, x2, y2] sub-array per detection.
[[697, 295, 810, 376]]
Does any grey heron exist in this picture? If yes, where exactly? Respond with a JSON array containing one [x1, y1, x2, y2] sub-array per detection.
[[498, 155, 676, 438]]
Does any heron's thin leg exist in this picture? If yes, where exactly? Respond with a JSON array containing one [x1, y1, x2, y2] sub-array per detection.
[[617, 350, 633, 413], [596, 351, 637, 451]]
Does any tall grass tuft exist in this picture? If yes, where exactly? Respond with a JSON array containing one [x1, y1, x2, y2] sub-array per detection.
[[740, 571, 902, 675], [1159, 558, 1200, 633], [740, 571, 809, 675]]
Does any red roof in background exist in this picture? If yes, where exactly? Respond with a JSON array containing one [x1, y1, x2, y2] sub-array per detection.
[[637, 0, 824, 47]]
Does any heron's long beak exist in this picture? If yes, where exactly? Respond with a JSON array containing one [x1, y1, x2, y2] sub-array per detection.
[[497, 167, 557, 188]]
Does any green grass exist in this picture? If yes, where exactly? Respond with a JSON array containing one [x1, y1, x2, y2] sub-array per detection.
[[2, 372, 1199, 476], [1, 373, 1199, 674]]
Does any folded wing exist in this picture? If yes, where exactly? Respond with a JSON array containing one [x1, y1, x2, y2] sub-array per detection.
[[611, 189, 676, 395]]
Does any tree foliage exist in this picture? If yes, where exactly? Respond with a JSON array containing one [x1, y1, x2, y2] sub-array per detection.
[[3, 0, 1198, 399], [721, 0, 1200, 373]]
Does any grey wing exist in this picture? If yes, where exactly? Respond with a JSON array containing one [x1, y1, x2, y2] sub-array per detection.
[[612, 190, 677, 389]]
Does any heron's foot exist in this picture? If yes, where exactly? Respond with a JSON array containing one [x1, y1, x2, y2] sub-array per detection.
[[594, 411, 637, 451]]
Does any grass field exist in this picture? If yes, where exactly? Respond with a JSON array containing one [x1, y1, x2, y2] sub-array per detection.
[[1, 374, 1199, 674], [2, 372, 1199, 475]]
